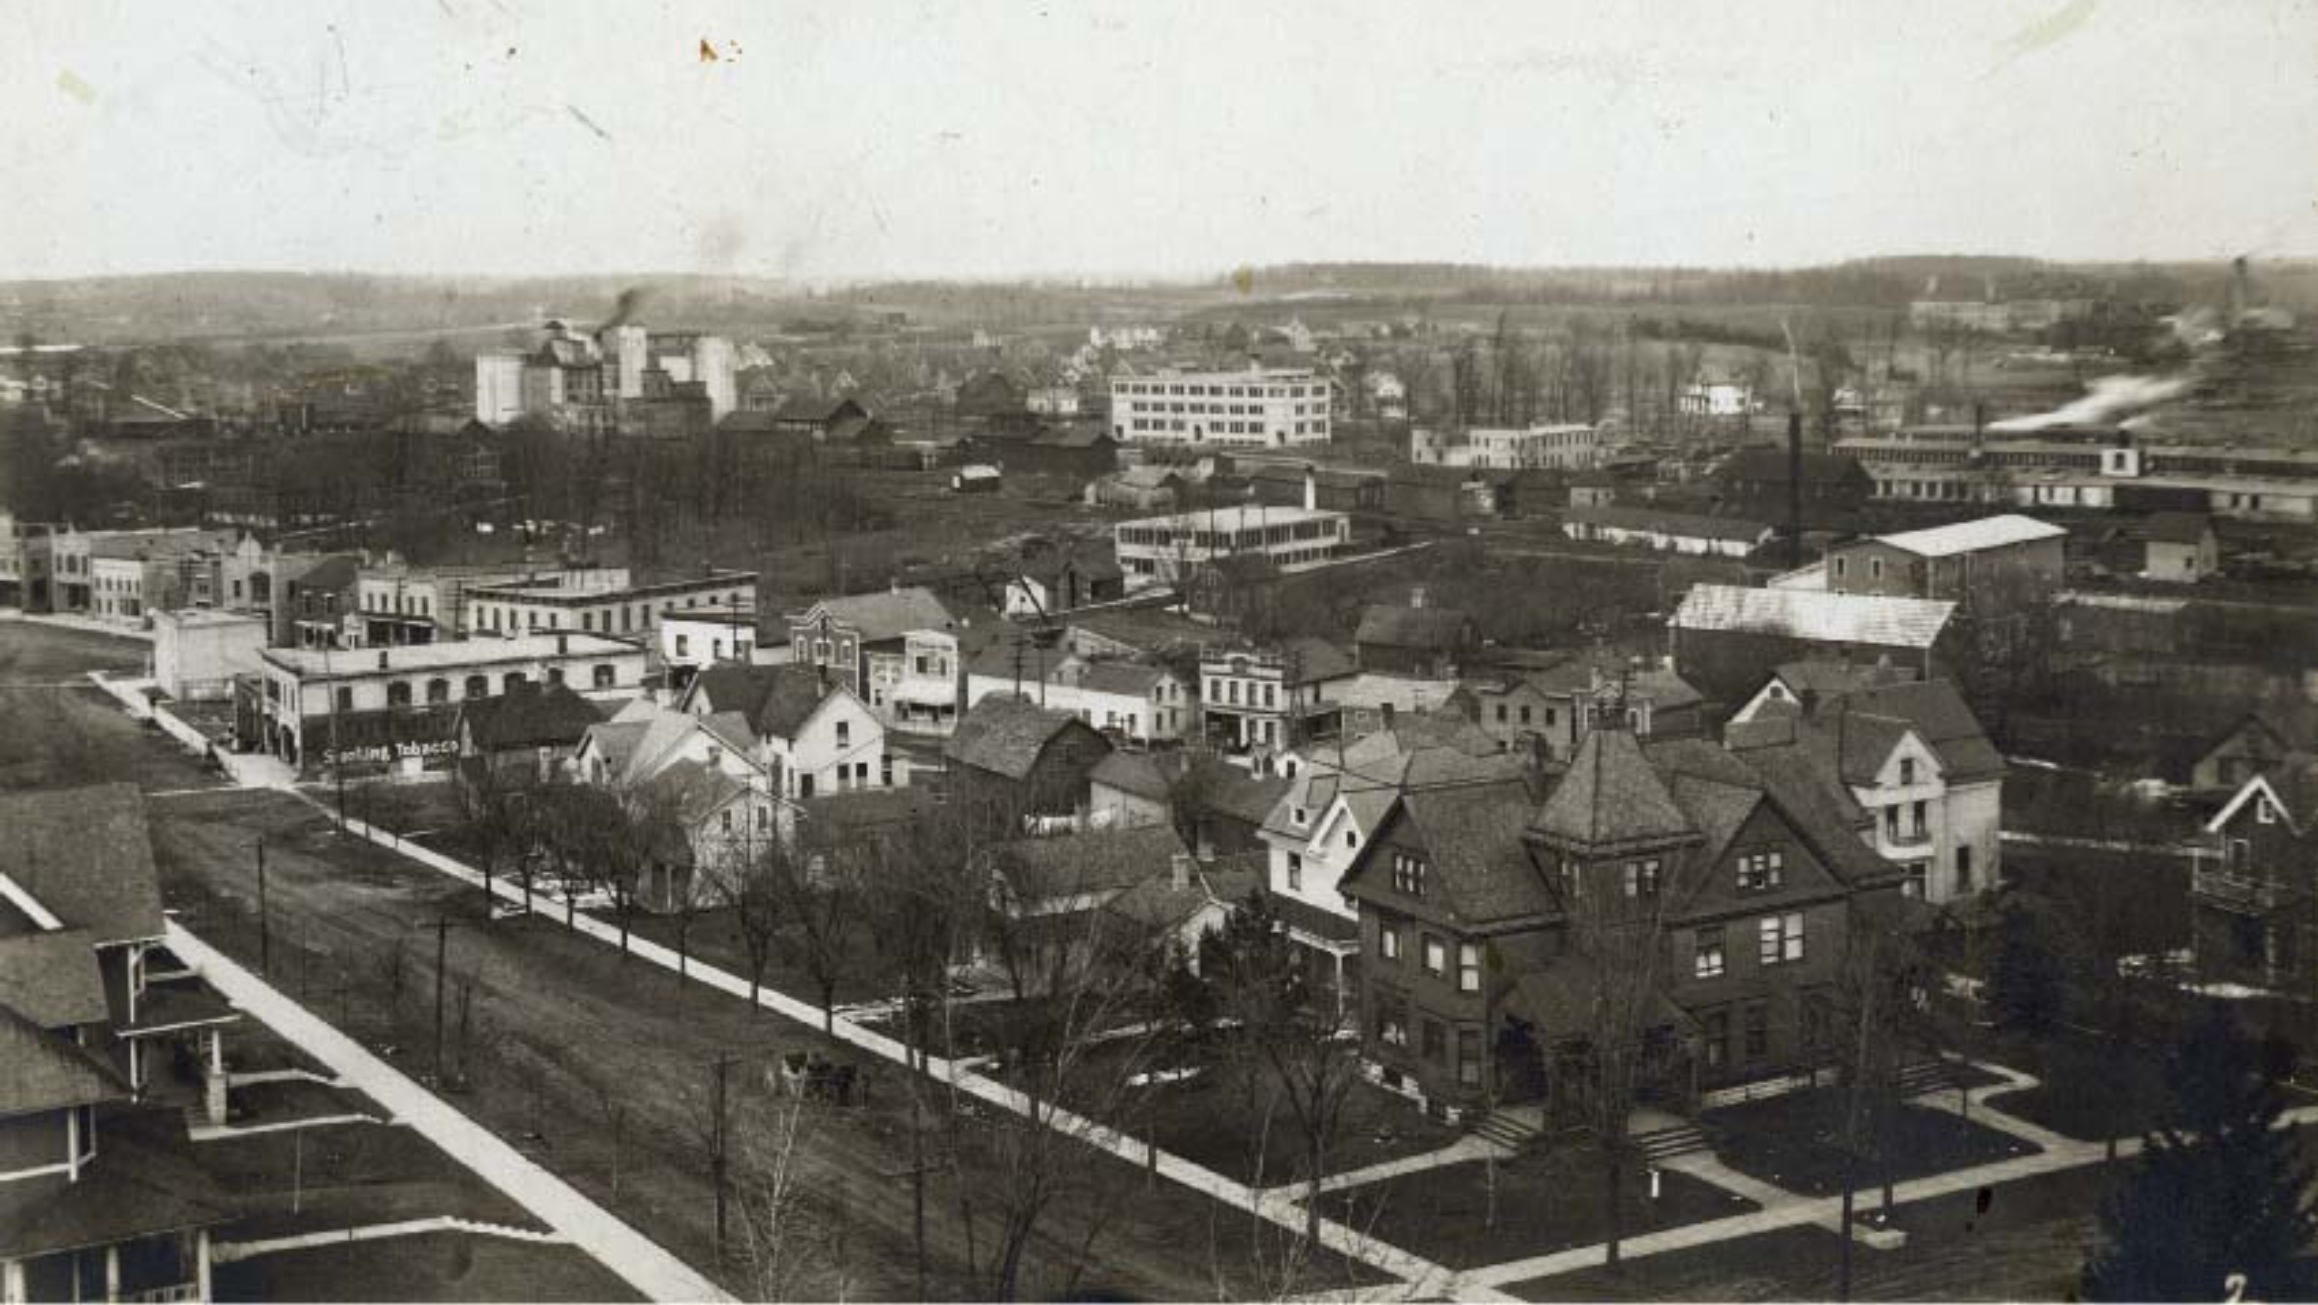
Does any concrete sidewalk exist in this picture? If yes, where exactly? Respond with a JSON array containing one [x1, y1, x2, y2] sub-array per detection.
[[315, 801, 1473, 1298], [167, 922, 732, 1304]]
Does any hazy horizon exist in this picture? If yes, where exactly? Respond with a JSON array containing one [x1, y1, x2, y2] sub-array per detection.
[[8, 1, 2317, 284]]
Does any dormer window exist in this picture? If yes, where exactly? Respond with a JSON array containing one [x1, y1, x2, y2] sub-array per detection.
[[1291, 806, 1308, 826], [1737, 849, 1784, 891]]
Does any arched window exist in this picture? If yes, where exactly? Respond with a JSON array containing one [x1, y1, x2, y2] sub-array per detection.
[[504, 672, 527, 692], [386, 681, 412, 707], [547, 667, 566, 686], [426, 678, 450, 705], [464, 675, 489, 699], [593, 664, 616, 689]]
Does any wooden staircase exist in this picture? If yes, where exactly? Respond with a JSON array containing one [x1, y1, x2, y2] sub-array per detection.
[[1633, 1120, 1710, 1164], [1472, 1108, 1542, 1151]]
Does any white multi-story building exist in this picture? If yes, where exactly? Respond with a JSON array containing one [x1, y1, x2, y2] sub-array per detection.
[[1114, 505, 1350, 583], [475, 352, 526, 424], [1727, 670, 2004, 905], [1410, 423, 1603, 470], [1109, 367, 1332, 448]]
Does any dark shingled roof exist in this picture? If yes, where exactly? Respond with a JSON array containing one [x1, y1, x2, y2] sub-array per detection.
[[1831, 679, 2005, 782], [1281, 636, 1358, 685], [0, 1004, 128, 1118], [2143, 511, 2214, 545], [1532, 730, 1697, 854], [0, 931, 109, 1029], [0, 785, 165, 946], [688, 663, 841, 740], [946, 696, 1107, 781], [1089, 751, 1170, 802], [792, 587, 956, 644], [988, 824, 1190, 902], [1393, 781, 1555, 926], [0, 1105, 235, 1260], [1355, 603, 1473, 651], [459, 683, 608, 752]]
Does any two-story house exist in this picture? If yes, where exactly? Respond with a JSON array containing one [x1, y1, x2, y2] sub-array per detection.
[[944, 696, 1115, 832], [786, 587, 960, 721], [1727, 670, 2005, 905], [2, 786, 240, 1302], [1340, 727, 1899, 1122], [1450, 656, 1709, 763], [1199, 638, 1357, 755], [1822, 514, 2067, 611], [1259, 734, 1531, 1015], [2191, 762, 2318, 991], [677, 664, 896, 798]]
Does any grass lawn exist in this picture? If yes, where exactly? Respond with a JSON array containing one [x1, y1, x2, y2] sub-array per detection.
[[1334, 1148, 1759, 1271], [195, 1120, 545, 1240], [986, 1035, 1463, 1188], [213, 1232, 643, 1303], [229, 1078, 389, 1127], [1703, 1089, 2034, 1198]]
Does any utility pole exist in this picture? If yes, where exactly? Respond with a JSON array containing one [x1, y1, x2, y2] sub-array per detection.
[[256, 836, 270, 977], [711, 1054, 733, 1263], [433, 918, 449, 1085]]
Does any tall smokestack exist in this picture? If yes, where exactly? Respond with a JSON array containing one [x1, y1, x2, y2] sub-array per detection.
[[2231, 256, 2251, 322], [1786, 409, 1804, 570]]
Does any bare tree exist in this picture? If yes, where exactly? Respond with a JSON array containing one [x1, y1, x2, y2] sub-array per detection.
[[711, 830, 790, 1015], [732, 1091, 854, 1302], [1554, 829, 1680, 1270], [1201, 890, 1362, 1261], [772, 833, 871, 1035]]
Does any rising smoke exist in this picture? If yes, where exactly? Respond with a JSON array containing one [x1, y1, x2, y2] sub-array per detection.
[[1986, 373, 2192, 433]]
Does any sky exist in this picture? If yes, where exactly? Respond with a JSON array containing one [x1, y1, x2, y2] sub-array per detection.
[[4, 0, 2316, 282]]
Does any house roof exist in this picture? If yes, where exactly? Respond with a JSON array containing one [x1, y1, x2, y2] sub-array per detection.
[[0, 785, 166, 947], [459, 683, 607, 752], [1829, 679, 2005, 781], [688, 663, 842, 741], [1531, 729, 1697, 854], [1672, 584, 1955, 650], [1393, 781, 1554, 926], [1769, 659, 1914, 701], [1355, 604, 1472, 651], [0, 1004, 128, 1119], [1089, 751, 1170, 802], [1282, 636, 1359, 684], [1077, 661, 1171, 697], [2143, 511, 2214, 545], [988, 824, 1190, 902], [946, 696, 1105, 781], [792, 587, 957, 643], [0, 1106, 236, 1260], [1870, 514, 2066, 558], [1104, 857, 1262, 933], [0, 930, 109, 1029], [770, 395, 867, 424]]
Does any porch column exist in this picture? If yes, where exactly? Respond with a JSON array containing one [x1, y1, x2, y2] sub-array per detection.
[[205, 1029, 228, 1127], [103, 1246, 118, 1303], [3, 1257, 24, 1305], [1334, 950, 1346, 1022], [196, 1231, 212, 1302]]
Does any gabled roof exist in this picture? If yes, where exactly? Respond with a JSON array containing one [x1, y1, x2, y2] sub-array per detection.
[[1672, 584, 1955, 650], [459, 683, 608, 752], [1770, 659, 1914, 701], [1104, 857, 1262, 932], [791, 587, 957, 644], [0, 1004, 128, 1118], [0, 930, 109, 1029], [1870, 514, 2066, 559], [0, 785, 165, 947], [1355, 604, 1472, 651], [987, 824, 1189, 902], [946, 696, 1105, 780], [1831, 679, 2005, 782], [1089, 750, 1171, 802], [687, 663, 847, 741], [1531, 729, 1696, 854], [1390, 781, 1553, 926], [1282, 636, 1359, 684]]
